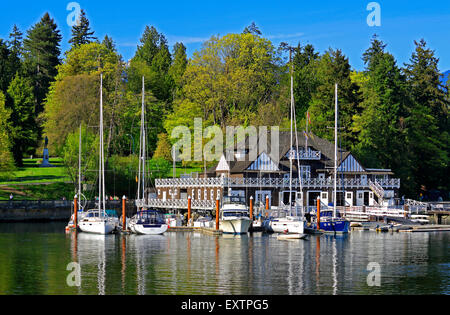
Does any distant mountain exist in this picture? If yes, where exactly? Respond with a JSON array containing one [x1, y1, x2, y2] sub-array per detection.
[[440, 70, 450, 86]]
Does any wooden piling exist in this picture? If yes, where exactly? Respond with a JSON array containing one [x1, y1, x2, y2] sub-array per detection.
[[122, 195, 126, 231], [216, 197, 220, 231], [266, 195, 269, 211], [316, 197, 321, 230], [188, 196, 192, 227], [250, 196, 254, 221], [74, 194, 78, 230]]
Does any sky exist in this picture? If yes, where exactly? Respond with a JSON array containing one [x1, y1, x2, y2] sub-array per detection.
[[1, 0, 450, 72]]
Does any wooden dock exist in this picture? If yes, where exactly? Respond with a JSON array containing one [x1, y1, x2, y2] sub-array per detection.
[[167, 226, 223, 235]]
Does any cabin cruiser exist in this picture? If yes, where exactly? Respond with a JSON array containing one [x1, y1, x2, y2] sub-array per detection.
[[219, 196, 252, 234]]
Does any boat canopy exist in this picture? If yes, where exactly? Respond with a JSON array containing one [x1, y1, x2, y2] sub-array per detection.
[[222, 195, 246, 205]]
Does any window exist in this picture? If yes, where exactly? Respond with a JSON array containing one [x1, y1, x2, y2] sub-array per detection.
[[346, 193, 352, 199], [211, 190, 215, 201], [198, 189, 202, 200], [204, 189, 207, 200], [321, 192, 328, 199]]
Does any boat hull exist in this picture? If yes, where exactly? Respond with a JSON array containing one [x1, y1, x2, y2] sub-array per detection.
[[320, 219, 350, 234], [133, 223, 168, 235], [270, 219, 305, 234], [79, 220, 116, 235], [220, 218, 252, 234]]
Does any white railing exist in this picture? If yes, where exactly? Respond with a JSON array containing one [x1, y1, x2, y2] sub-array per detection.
[[137, 198, 216, 210], [369, 179, 385, 199], [155, 177, 401, 189]]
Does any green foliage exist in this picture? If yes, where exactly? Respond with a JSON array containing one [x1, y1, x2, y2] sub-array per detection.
[[69, 9, 97, 48], [0, 91, 15, 180], [22, 12, 62, 114], [7, 74, 37, 166], [153, 133, 173, 162], [62, 124, 99, 188]]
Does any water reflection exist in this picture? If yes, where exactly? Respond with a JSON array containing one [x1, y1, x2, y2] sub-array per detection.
[[61, 229, 450, 295]]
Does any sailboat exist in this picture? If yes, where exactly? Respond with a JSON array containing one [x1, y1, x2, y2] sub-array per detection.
[[79, 73, 116, 235], [131, 77, 168, 235], [267, 48, 305, 236], [318, 84, 350, 234]]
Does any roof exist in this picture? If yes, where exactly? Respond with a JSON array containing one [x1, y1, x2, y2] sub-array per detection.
[[218, 131, 350, 174]]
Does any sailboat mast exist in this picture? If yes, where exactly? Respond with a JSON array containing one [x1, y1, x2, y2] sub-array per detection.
[[289, 49, 294, 216], [142, 76, 145, 201], [334, 83, 338, 218], [78, 123, 82, 202]]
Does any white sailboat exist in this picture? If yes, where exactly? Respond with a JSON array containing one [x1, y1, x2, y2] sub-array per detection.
[[79, 73, 116, 235], [268, 48, 305, 236], [131, 76, 168, 235]]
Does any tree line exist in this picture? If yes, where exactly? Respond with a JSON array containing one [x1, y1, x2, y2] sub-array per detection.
[[0, 12, 448, 200]]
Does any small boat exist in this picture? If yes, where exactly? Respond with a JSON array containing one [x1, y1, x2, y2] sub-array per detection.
[[194, 216, 214, 228], [267, 216, 305, 234], [132, 209, 168, 235], [410, 215, 430, 225], [219, 195, 252, 234], [319, 210, 351, 234]]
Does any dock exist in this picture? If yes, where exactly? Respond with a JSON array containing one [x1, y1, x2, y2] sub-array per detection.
[[167, 226, 223, 236]]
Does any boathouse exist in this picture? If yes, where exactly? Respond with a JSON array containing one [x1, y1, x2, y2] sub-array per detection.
[[147, 132, 400, 211]]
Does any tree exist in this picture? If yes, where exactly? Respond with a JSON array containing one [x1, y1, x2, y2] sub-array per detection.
[[153, 133, 173, 162], [403, 39, 449, 194], [292, 42, 320, 123], [0, 39, 18, 93], [0, 91, 15, 179], [22, 12, 62, 115], [128, 26, 173, 104], [308, 48, 361, 149], [243, 22, 262, 36], [102, 35, 116, 52], [169, 42, 187, 94], [68, 9, 97, 47], [352, 36, 412, 195], [8, 24, 23, 58], [6, 74, 37, 166]]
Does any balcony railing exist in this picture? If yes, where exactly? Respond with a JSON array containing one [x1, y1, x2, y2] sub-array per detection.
[[155, 177, 401, 189]]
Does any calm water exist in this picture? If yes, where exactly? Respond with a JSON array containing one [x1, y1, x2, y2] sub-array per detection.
[[0, 222, 448, 295]]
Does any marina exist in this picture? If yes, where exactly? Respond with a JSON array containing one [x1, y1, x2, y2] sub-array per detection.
[[0, 221, 448, 295]]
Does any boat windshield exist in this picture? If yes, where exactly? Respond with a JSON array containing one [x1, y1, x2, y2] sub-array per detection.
[[223, 211, 248, 218], [320, 210, 342, 218], [222, 195, 246, 205], [137, 210, 165, 224]]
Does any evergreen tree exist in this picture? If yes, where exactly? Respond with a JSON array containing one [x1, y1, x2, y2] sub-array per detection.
[[292, 42, 320, 123], [8, 24, 23, 58], [308, 48, 361, 149], [6, 74, 37, 166], [102, 35, 116, 52], [352, 36, 412, 195], [69, 9, 97, 47], [243, 22, 262, 36], [0, 39, 18, 93], [403, 39, 449, 194], [22, 12, 62, 115], [169, 42, 187, 95]]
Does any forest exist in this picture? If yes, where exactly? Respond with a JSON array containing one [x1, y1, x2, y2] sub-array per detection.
[[0, 12, 448, 200]]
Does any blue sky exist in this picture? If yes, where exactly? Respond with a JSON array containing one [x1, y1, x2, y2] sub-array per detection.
[[1, 0, 450, 71]]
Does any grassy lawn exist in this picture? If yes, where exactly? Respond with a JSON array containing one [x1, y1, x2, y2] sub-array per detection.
[[0, 158, 71, 185], [0, 158, 74, 200]]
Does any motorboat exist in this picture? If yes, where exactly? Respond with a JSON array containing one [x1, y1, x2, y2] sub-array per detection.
[[219, 195, 252, 234]]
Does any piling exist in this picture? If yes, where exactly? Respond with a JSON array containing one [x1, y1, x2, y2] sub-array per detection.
[[316, 197, 321, 230], [74, 194, 78, 229], [188, 196, 192, 227], [216, 197, 220, 231], [266, 195, 269, 212], [122, 196, 127, 231], [250, 196, 253, 221]]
